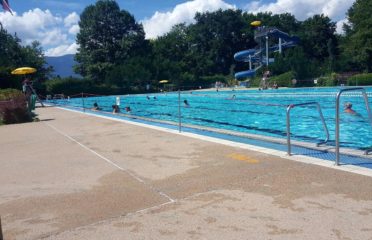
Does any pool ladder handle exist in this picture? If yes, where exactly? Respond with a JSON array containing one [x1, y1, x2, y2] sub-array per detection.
[[286, 102, 330, 156], [335, 88, 372, 165]]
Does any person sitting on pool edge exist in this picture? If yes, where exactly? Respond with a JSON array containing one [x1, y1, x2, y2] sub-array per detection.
[[92, 102, 101, 111], [112, 104, 120, 114], [344, 102, 356, 114]]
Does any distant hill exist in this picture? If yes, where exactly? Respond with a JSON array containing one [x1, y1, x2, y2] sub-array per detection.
[[45, 54, 82, 78]]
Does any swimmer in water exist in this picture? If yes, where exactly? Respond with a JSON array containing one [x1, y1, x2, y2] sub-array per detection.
[[344, 102, 356, 115], [184, 99, 190, 106]]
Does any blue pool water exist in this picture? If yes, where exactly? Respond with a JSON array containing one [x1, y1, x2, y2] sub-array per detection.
[[50, 87, 372, 150]]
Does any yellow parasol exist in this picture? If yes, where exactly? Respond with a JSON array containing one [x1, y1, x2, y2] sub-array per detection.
[[250, 21, 261, 27], [159, 80, 169, 84], [11, 67, 37, 75]]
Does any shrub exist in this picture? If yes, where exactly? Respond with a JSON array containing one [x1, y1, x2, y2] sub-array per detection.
[[44, 77, 88, 95], [249, 76, 261, 87], [0, 88, 22, 100], [317, 76, 335, 86], [347, 73, 372, 86], [316, 72, 338, 87], [200, 75, 229, 86], [269, 71, 295, 87], [0, 89, 31, 124], [44, 77, 123, 96]]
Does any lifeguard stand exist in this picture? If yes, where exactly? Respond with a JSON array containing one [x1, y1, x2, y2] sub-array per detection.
[[12, 67, 44, 108], [23, 80, 44, 108]]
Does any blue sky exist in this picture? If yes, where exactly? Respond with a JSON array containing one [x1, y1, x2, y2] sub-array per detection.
[[8, 0, 253, 19], [0, 0, 354, 56]]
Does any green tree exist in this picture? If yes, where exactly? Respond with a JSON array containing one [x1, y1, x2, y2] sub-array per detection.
[[21, 41, 53, 81], [342, 0, 372, 72], [0, 23, 51, 90], [299, 14, 337, 63], [151, 24, 190, 86], [188, 9, 249, 76], [0, 24, 23, 89], [247, 12, 300, 34], [75, 0, 145, 83], [106, 56, 153, 91]]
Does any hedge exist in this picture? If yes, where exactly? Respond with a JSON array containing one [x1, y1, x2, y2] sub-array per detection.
[[315, 73, 339, 87], [0, 88, 31, 124], [44, 77, 123, 96], [347, 73, 372, 86], [269, 71, 295, 87]]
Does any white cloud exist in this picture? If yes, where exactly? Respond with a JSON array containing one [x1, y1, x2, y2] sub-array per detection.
[[68, 24, 80, 35], [244, 0, 353, 21], [0, 9, 64, 45], [142, 0, 235, 39], [336, 18, 349, 34], [41, 28, 68, 46], [64, 12, 79, 27], [0, 9, 79, 56], [45, 43, 78, 57]]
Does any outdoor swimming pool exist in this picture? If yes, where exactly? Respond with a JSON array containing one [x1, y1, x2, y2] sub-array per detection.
[[50, 87, 372, 150]]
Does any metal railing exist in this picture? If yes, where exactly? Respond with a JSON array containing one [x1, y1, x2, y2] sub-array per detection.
[[178, 89, 182, 133], [286, 102, 329, 156], [335, 88, 372, 165]]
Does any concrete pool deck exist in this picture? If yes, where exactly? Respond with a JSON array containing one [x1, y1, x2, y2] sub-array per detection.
[[1, 107, 372, 239]]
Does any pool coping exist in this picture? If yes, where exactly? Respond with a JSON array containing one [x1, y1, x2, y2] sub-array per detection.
[[48, 103, 372, 159], [47, 104, 372, 178]]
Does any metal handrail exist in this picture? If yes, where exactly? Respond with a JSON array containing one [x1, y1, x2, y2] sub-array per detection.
[[178, 89, 182, 133], [335, 88, 372, 165], [286, 102, 329, 156]]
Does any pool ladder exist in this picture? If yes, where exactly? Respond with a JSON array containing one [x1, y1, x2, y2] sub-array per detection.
[[286, 87, 372, 166], [286, 102, 329, 156], [335, 88, 372, 165]]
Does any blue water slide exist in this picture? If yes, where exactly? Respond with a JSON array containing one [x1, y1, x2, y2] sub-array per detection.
[[268, 40, 297, 52], [267, 29, 290, 40], [234, 49, 261, 79], [234, 49, 256, 62], [234, 69, 256, 79], [255, 28, 300, 46], [267, 29, 300, 48], [234, 27, 299, 79], [234, 49, 262, 79]]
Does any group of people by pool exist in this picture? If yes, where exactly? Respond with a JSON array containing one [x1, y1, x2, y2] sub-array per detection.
[[91, 102, 131, 114], [112, 104, 131, 113], [90, 96, 191, 114], [90, 96, 358, 117]]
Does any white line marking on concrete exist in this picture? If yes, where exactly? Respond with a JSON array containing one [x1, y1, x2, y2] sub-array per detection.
[[44, 122, 175, 203], [38, 189, 222, 239], [54, 107, 372, 178]]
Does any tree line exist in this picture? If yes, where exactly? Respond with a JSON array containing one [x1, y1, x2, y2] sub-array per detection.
[[0, 0, 371, 95]]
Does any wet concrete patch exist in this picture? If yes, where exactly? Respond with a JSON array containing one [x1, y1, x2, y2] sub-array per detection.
[[0, 171, 167, 240], [47, 190, 372, 240]]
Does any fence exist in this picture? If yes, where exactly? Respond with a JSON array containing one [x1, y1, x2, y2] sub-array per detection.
[[45, 88, 372, 165]]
